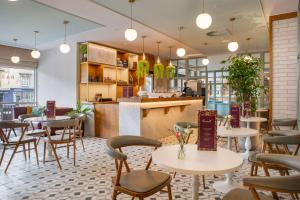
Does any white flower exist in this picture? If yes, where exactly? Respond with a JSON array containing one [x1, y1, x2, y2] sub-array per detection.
[[184, 128, 193, 135], [227, 115, 232, 119]]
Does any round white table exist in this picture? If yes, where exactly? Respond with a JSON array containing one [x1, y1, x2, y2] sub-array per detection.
[[217, 126, 258, 159], [25, 115, 71, 161], [240, 117, 267, 129], [152, 144, 243, 199]]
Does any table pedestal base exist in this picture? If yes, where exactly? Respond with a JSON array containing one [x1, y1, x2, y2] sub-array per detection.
[[213, 173, 242, 193], [192, 175, 200, 200]]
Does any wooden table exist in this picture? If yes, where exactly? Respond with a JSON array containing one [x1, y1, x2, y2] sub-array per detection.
[[218, 126, 258, 159], [152, 144, 243, 199]]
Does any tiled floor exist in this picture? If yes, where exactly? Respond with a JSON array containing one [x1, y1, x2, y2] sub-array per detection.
[[0, 134, 290, 200]]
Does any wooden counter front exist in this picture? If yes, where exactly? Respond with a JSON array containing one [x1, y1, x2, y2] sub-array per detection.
[[94, 103, 119, 138], [118, 96, 203, 103]]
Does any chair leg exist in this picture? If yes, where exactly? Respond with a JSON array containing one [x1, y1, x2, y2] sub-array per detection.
[[202, 175, 206, 189], [112, 189, 118, 200], [0, 145, 7, 166], [67, 144, 69, 159], [173, 172, 177, 178], [28, 142, 31, 160], [167, 183, 172, 200], [43, 142, 46, 164], [234, 138, 239, 152], [73, 141, 76, 166], [49, 142, 62, 170], [5, 144, 19, 173], [138, 198, 144, 200], [33, 141, 39, 166], [254, 166, 258, 176], [22, 144, 27, 161], [250, 164, 254, 176], [80, 135, 85, 152]]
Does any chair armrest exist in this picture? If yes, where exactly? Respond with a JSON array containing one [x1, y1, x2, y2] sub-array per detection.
[[244, 175, 300, 193]]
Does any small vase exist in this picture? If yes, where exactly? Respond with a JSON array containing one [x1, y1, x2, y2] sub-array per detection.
[[226, 120, 232, 130], [178, 144, 185, 160]]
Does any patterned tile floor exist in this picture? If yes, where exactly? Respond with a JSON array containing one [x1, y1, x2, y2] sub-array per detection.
[[0, 134, 290, 200]]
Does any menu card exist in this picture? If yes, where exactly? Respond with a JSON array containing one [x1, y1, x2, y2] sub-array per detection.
[[243, 101, 251, 117], [46, 101, 56, 118], [198, 110, 217, 151], [230, 104, 240, 128]]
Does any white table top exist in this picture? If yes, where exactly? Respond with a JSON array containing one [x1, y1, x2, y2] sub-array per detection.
[[152, 144, 243, 175], [240, 117, 267, 123], [217, 126, 258, 137], [24, 115, 70, 123]]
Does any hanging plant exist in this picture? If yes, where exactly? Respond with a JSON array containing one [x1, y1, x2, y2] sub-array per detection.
[[154, 63, 164, 79], [137, 60, 149, 79], [165, 65, 175, 79]]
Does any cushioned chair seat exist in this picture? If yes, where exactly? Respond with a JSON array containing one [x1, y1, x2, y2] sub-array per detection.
[[249, 151, 259, 163], [26, 129, 46, 136], [113, 170, 171, 193], [43, 134, 73, 142], [8, 136, 36, 143], [55, 129, 82, 135], [223, 188, 274, 200]]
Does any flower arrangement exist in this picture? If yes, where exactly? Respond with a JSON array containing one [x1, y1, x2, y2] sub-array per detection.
[[169, 125, 193, 160]]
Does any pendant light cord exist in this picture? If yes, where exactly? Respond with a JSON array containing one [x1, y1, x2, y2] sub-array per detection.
[[130, 3, 133, 29], [34, 31, 37, 49], [64, 23, 67, 42], [202, 0, 205, 13]]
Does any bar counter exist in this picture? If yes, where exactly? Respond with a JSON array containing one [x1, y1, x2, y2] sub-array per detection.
[[118, 97, 203, 139]]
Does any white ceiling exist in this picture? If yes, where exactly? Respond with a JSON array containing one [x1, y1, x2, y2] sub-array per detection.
[[0, 0, 298, 58], [92, 0, 269, 55], [0, 0, 102, 49]]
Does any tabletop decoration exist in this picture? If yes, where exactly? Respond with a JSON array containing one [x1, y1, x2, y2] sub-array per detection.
[[169, 126, 193, 160], [226, 115, 232, 130], [243, 101, 251, 118], [230, 104, 240, 128], [198, 110, 217, 151], [46, 101, 56, 118]]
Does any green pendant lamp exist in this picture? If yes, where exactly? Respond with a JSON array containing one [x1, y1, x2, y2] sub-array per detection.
[[154, 41, 164, 79]]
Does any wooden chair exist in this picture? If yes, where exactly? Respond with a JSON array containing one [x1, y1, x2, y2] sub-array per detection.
[[55, 114, 86, 151], [106, 135, 172, 200], [43, 119, 77, 170], [0, 121, 39, 173], [249, 134, 300, 177], [223, 153, 300, 200], [272, 118, 298, 130], [18, 114, 46, 144]]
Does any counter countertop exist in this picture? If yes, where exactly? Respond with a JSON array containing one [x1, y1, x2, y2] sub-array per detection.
[[118, 96, 203, 103]]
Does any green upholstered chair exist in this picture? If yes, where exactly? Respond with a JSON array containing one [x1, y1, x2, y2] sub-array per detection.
[[106, 135, 172, 200]]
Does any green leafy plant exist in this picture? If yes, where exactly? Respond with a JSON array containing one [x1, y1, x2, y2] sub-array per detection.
[[165, 65, 175, 79], [79, 44, 87, 55], [67, 101, 91, 117], [137, 60, 149, 79], [154, 63, 164, 79], [221, 55, 264, 112]]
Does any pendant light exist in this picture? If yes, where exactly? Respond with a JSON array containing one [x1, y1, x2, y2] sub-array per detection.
[[125, 0, 137, 42], [11, 38, 20, 64], [176, 26, 186, 57], [244, 37, 252, 61], [60, 21, 70, 54], [156, 41, 161, 63], [168, 46, 173, 66], [31, 31, 41, 59], [196, 0, 212, 29], [227, 18, 239, 52], [142, 35, 146, 60], [202, 58, 209, 65]]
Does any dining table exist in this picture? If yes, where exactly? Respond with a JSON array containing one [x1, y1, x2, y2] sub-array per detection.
[[152, 144, 243, 199], [217, 126, 258, 159], [24, 115, 71, 161]]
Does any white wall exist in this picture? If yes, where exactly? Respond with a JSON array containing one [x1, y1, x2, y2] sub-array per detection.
[[272, 17, 298, 119], [37, 42, 77, 108]]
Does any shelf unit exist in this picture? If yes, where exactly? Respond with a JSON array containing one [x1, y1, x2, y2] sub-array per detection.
[[78, 42, 139, 102]]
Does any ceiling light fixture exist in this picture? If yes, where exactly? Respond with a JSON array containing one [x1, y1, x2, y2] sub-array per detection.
[[168, 46, 173, 66], [227, 18, 239, 52], [141, 35, 146, 60], [196, 0, 212, 29], [176, 26, 186, 57], [202, 58, 209, 65], [11, 38, 20, 64], [60, 21, 70, 54], [156, 41, 161, 63], [31, 31, 41, 59], [125, 0, 137, 42]]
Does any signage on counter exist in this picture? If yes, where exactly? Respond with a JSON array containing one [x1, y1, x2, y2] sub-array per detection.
[[198, 110, 217, 151], [230, 104, 240, 128]]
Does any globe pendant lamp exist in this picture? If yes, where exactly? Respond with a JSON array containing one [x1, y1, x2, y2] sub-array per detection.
[[196, 0, 212, 29], [60, 21, 70, 54], [31, 31, 41, 59], [202, 58, 209, 65], [11, 38, 20, 64], [227, 18, 239, 52], [176, 26, 186, 57], [125, 0, 137, 42]]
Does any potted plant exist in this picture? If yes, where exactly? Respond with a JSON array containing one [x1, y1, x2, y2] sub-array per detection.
[[137, 60, 149, 80], [154, 63, 164, 79], [80, 44, 88, 62], [67, 101, 91, 118], [165, 65, 175, 79], [221, 55, 264, 113]]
